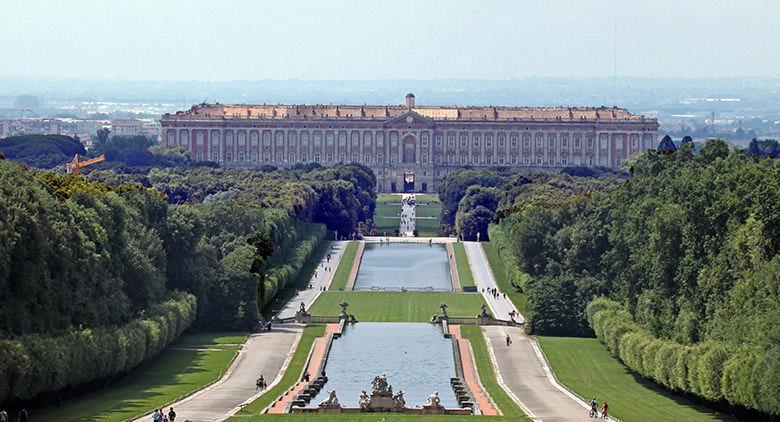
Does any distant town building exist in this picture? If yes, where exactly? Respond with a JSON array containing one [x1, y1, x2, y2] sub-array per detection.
[[0, 118, 62, 139], [160, 94, 659, 192], [110, 119, 143, 136]]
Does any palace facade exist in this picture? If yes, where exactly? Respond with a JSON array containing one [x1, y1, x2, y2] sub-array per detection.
[[160, 94, 659, 192]]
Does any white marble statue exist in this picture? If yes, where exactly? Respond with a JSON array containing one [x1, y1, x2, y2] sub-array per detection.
[[359, 390, 370, 409], [424, 391, 442, 408], [392, 390, 406, 408], [318, 390, 340, 408]]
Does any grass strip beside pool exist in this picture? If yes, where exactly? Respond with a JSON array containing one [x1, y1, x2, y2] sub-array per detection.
[[33, 332, 247, 422], [481, 241, 528, 317], [459, 326, 526, 418], [536, 336, 734, 422], [451, 243, 475, 288], [310, 292, 485, 322], [328, 241, 358, 291], [236, 325, 327, 416]]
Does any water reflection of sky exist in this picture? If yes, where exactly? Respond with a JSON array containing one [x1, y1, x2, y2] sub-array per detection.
[[354, 243, 452, 291], [308, 322, 458, 408]]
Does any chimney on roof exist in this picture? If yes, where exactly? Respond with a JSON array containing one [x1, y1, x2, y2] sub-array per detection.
[[405, 93, 415, 109]]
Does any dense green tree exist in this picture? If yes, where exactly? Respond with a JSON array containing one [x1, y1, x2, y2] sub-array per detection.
[[0, 134, 86, 168], [488, 140, 780, 415]]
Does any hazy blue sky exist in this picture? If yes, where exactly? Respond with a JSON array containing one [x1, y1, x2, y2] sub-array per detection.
[[2, 0, 779, 80]]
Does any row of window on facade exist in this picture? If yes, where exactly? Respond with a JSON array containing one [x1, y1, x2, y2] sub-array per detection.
[[196, 150, 624, 167], [168, 129, 654, 151]]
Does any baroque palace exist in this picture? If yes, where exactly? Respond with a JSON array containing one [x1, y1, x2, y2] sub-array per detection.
[[160, 94, 659, 192]]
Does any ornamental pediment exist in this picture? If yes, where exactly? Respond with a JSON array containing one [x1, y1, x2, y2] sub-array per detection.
[[385, 111, 432, 127]]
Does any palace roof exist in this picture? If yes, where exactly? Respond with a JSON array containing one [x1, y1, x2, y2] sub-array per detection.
[[163, 102, 654, 124]]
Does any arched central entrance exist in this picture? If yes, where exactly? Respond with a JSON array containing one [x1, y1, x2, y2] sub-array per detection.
[[403, 171, 415, 192], [402, 135, 416, 164]]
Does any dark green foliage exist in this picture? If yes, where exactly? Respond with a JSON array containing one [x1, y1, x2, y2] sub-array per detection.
[[0, 291, 196, 404], [455, 186, 501, 240], [744, 138, 779, 159], [0, 134, 86, 168], [587, 298, 779, 415], [0, 158, 361, 405], [89, 163, 375, 237], [95, 135, 210, 168], [560, 166, 626, 178], [160, 202, 327, 330], [437, 168, 507, 226], [488, 140, 779, 414], [0, 162, 168, 337]]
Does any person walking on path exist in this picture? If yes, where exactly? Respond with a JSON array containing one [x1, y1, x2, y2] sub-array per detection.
[[256, 375, 266, 390], [168, 407, 176, 422], [589, 398, 598, 418], [505, 334, 512, 346], [601, 402, 609, 420]]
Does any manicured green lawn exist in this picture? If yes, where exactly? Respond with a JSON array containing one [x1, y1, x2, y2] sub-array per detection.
[[375, 202, 402, 218], [481, 241, 528, 318], [415, 218, 442, 237], [328, 241, 358, 291], [33, 332, 247, 422], [415, 203, 442, 218], [309, 292, 485, 322], [536, 337, 734, 422], [373, 199, 402, 235], [414, 193, 440, 203], [460, 326, 527, 418], [377, 193, 402, 202], [236, 325, 326, 416], [452, 242, 475, 288]]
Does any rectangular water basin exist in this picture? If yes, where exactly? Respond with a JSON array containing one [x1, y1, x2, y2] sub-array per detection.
[[308, 322, 458, 408], [354, 243, 452, 291]]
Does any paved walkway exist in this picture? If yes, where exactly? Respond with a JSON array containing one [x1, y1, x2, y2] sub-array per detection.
[[463, 241, 523, 323], [135, 325, 304, 422], [276, 241, 348, 319], [446, 243, 462, 291], [449, 325, 498, 416], [482, 326, 590, 421], [266, 323, 341, 414], [399, 193, 415, 236]]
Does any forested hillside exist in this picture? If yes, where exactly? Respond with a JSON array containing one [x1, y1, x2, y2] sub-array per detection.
[[487, 141, 779, 416], [0, 159, 376, 406]]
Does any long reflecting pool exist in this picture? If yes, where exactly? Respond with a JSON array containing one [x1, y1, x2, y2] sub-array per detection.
[[354, 243, 452, 291], [309, 322, 457, 408]]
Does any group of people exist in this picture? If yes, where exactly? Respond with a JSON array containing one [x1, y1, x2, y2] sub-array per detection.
[[483, 286, 505, 300], [0, 408, 26, 422], [399, 196, 416, 235], [150, 407, 175, 422], [256, 374, 267, 390], [589, 398, 609, 419]]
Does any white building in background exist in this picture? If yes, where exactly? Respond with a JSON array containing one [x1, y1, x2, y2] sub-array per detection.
[[160, 94, 659, 192]]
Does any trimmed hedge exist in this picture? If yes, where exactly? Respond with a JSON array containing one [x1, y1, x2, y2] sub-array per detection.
[[262, 220, 327, 306], [0, 291, 196, 404], [487, 222, 528, 290], [587, 297, 779, 415]]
